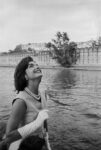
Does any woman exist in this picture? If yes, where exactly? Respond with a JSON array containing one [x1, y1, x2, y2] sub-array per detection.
[[5, 56, 51, 150]]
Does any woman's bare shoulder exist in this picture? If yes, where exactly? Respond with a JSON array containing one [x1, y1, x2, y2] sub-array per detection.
[[11, 99, 27, 118]]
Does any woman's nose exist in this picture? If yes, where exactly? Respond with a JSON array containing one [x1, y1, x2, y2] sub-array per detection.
[[34, 64, 39, 69]]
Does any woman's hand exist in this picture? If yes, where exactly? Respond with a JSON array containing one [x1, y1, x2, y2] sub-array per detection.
[[37, 109, 49, 121]]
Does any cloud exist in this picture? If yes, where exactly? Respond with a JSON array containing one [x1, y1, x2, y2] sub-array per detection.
[[0, 0, 100, 51]]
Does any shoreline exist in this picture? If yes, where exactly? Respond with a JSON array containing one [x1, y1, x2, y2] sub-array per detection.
[[1, 65, 101, 71]]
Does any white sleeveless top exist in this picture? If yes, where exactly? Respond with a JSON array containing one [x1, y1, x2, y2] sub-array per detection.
[[14, 90, 47, 124], [9, 89, 47, 150]]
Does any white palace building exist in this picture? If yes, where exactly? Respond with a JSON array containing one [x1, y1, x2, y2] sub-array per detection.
[[0, 38, 101, 68], [0, 43, 60, 67], [76, 38, 101, 66]]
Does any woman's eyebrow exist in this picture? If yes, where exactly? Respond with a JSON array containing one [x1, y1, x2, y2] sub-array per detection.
[[29, 62, 34, 65], [28, 63, 34, 67], [29, 61, 36, 64]]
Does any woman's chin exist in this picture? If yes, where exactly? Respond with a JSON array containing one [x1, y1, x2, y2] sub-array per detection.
[[34, 74, 43, 79]]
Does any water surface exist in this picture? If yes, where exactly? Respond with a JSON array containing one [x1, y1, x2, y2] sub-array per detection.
[[0, 67, 101, 149]]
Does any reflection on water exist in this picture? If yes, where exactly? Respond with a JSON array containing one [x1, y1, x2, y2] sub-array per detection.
[[1, 68, 101, 149]]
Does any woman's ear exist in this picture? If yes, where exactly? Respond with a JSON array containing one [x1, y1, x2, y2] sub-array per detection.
[[25, 74, 28, 81]]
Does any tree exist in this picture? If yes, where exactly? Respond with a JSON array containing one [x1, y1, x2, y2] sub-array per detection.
[[98, 36, 101, 45], [14, 44, 22, 52], [46, 31, 78, 67], [8, 49, 13, 53], [28, 47, 33, 52]]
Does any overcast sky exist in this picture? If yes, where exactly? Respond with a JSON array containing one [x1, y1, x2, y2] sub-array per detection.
[[0, 0, 101, 52]]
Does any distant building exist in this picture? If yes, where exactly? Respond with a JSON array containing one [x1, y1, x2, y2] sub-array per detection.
[[1, 38, 101, 67], [21, 43, 48, 53], [97, 36, 101, 45], [0, 42, 59, 67], [77, 40, 94, 49], [76, 37, 101, 65]]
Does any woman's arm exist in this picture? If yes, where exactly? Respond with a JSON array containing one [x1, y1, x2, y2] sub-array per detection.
[[0, 109, 49, 150], [6, 99, 27, 136], [0, 130, 21, 150]]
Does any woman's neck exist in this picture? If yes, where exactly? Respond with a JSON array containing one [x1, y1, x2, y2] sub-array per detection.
[[27, 80, 40, 95]]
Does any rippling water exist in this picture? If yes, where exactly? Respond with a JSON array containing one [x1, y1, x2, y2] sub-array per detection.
[[1, 67, 101, 149]]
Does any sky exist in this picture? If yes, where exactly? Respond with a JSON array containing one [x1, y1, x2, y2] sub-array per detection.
[[0, 0, 101, 52]]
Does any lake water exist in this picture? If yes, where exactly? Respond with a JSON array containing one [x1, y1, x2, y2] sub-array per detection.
[[1, 67, 101, 150]]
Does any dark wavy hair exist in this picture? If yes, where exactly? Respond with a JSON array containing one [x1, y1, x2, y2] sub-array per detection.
[[14, 56, 33, 93], [18, 135, 45, 150]]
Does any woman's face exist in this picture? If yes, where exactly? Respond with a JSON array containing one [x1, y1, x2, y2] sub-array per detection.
[[25, 61, 42, 80]]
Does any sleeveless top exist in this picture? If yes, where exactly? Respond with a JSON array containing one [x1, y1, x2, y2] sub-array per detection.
[[8, 89, 47, 150], [13, 89, 47, 136]]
